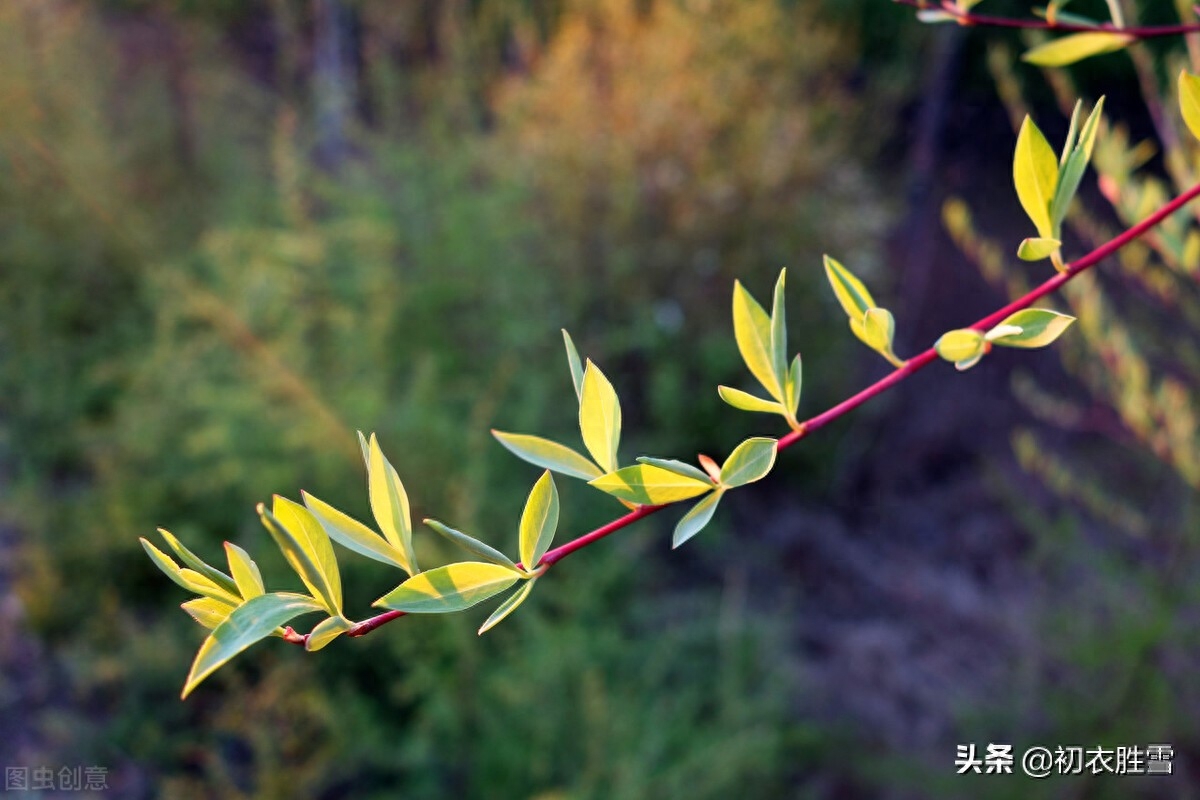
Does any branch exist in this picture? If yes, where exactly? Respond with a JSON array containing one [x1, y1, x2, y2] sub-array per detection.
[[893, 0, 1200, 37], [284, 180, 1200, 647]]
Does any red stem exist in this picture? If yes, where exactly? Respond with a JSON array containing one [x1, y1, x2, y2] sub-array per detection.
[[289, 181, 1200, 647], [894, 0, 1200, 36]]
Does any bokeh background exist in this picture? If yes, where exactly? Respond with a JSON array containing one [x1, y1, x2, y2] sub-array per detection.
[[2, 0, 1198, 797]]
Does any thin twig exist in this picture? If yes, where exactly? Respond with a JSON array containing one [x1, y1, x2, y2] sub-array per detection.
[[893, 0, 1200, 36]]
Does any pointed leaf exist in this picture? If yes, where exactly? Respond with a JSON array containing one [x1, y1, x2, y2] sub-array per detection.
[[717, 385, 786, 415], [141, 538, 194, 593], [357, 430, 370, 469], [259, 504, 341, 614], [589, 464, 714, 505], [182, 592, 324, 698], [491, 430, 603, 481], [181, 597, 236, 630], [374, 562, 520, 614], [156, 529, 239, 598], [636, 457, 713, 484], [273, 495, 342, 611], [478, 579, 537, 635], [1017, 237, 1062, 261], [672, 489, 724, 549], [732, 280, 783, 401], [1014, 116, 1060, 238], [224, 542, 264, 600], [720, 437, 778, 488], [987, 309, 1076, 348], [1060, 100, 1082, 168], [1051, 97, 1105, 229], [785, 354, 802, 417], [302, 491, 412, 573], [424, 519, 519, 572], [823, 255, 877, 321], [770, 268, 788, 385], [519, 471, 559, 570], [306, 615, 353, 652], [859, 307, 896, 356], [1181, 71, 1200, 142], [935, 329, 986, 363], [1022, 32, 1134, 68], [367, 434, 418, 573], [562, 329, 584, 400], [578, 361, 621, 474]]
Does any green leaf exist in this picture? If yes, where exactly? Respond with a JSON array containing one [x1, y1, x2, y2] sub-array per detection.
[[424, 519, 520, 572], [156, 528, 239, 598], [223, 542, 264, 600], [374, 562, 521, 614], [1060, 100, 1082, 168], [478, 579, 537, 635], [142, 537, 193, 592], [357, 430, 370, 469], [519, 471, 560, 570], [562, 329, 585, 400], [366, 433, 419, 573], [1017, 237, 1062, 261], [636, 457, 713, 484], [181, 597, 236, 630], [491, 431, 603, 481], [302, 491, 412, 573], [770, 268, 788, 385], [672, 490, 724, 549], [273, 495, 342, 611], [1013, 116, 1060, 238], [1051, 98, 1105, 230], [785, 354, 802, 418], [858, 307, 896, 357], [306, 615, 353, 652], [259, 503, 341, 615], [719, 437, 777, 488], [589, 464, 714, 505], [182, 592, 324, 698], [1022, 32, 1133, 68], [823, 255, 876, 321], [935, 329, 986, 364], [732, 279, 783, 401], [986, 309, 1076, 348], [578, 361, 622, 474], [141, 540, 242, 604], [1181, 71, 1200, 142], [717, 385, 786, 415]]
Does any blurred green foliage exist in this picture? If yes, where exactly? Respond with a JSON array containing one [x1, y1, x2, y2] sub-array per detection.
[[0, 0, 895, 795]]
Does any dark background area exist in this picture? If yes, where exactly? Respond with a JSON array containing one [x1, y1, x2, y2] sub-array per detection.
[[1, 1, 1198, 798]]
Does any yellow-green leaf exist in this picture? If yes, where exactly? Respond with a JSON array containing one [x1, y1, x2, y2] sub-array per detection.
[[859, 307, 896, 356], [491, 431, 603, 481], [785, 354, 802, 417], [373, 562, 520, 614], [1051, 97, 1105, 230], [578, 361, 622, 474], [478, 579, 537, 635], [987, 309, 1076, 348], [224, 542, 264, 600], [562, 329, 584, 400], [935, 329, 986, 363], [306, 615, 353, 652], [1181, 71, 1200, 142], [302, 490, 411, 573], [273, 495, 342, 612], [519, 471, 559, 570], [1022, 32, 1134, 68], [366, 433, 419, 573], [156, 528, 239, 597], [589, 464, 714, 505], [1017, 237, 1062, 261], [259, 504, 340, 615], [717, 385, 786, 415], [720, 437, 777, 488], [424, 519, 519, 572], [733, 279, 783, 401], [770, 268, 788, 383], [1014, 116, 1060, 238], [176, 568, 242, 606], [672, 490, 724, 549], [635, 457, 713, 484], [182, 592, 324, 698], [181, 597, 236, 630], [823, 255, 876, 321]]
